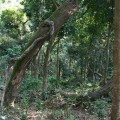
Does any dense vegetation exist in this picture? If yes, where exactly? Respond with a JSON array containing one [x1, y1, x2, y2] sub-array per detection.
[[0, 0, 119, 119]]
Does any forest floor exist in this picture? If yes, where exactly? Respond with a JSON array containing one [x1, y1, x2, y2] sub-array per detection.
[[2, 104, 98, 120], [1, 91, 110, 120]]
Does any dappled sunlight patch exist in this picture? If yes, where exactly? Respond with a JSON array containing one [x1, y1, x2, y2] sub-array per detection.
[[27, 110, 42, 120]]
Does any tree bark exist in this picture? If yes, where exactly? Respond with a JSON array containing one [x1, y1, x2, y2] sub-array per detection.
[[103, 24, 111, 85], [56, 39, 60, 88], [2, 0, 78, 107], [32, 54, 40, 79], [111, 0, 120, 119], [88, 80, 112, 99], [58, 80, 112, 100], [42, 40, 53, 99]]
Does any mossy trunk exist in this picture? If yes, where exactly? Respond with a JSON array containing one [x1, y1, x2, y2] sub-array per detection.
[[2, 0, 78, 107]]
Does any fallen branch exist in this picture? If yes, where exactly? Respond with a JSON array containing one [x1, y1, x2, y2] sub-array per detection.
[[57, 81, 112, 100], [88, 80, 112, 99]]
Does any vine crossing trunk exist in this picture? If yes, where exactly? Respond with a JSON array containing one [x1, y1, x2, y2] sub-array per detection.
[[2, 0, 78, 107]]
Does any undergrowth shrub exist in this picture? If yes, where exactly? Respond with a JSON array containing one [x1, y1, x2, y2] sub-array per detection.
[[19, 77, 42, 108], [19, 77, 42, 92], [34, 99, 45, 110], [88, 99, 109, 118]]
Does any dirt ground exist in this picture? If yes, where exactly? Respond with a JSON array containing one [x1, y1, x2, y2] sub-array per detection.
[[0, 92, 110, 120]]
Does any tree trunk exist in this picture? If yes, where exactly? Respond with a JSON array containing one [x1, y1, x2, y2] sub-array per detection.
[[88, 80, 112, 99], [3, 0, 78, 107], [111, 0, 120, 119], [32, 54, 40, 79], [103, 24, 111, 85], [42, 40, 53, 99], [57, 80, 112, 99], [56, 39, 60, 88]]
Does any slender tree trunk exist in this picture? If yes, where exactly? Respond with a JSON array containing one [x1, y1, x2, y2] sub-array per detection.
[[3, 62, 13, 85], [40, 49, 44, 77], [3, 0, 78, 107], [81, 59, 83, 79], [111, 0, 120, 119], [56, 39, 60, 88], [42, 40, 53, 98], [103, 24, 111, 84], [69, 57, 72, 80], [32, 54, 39, 79]]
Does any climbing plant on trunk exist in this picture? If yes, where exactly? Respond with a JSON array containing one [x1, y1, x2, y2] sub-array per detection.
[[2, 0, 78, 107]]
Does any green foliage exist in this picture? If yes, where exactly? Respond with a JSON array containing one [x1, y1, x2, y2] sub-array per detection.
[[7, 45, 21, 56], [20, 77, 42, 93], [19, 77, 42, 109], [68, 115, 75, 120], [1, 9, 24, 28], [34, 100, 45, 110], [75, 82, 100, 96], [21, 111, 27, 120], [83, 0, 114, 24], [1, 9, 26, 29], [0, 0, 113, 119], [88, 99, 109, 118], [48, 75, 56, 87], [41, 91, 49, 100], [52, 108, 75, 120], [1, 9, 27, 38], [0, 76, 2, 85], [20, 92, 31, 109], [21, 0, 50, 30]]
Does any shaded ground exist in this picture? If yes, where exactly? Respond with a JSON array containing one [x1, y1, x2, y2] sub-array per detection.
[[2, 105, 98, 120], [26, 106, 98, 120], [0, 91, 110, 120]]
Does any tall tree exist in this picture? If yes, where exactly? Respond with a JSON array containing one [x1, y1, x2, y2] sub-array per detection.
[[2, 0, 78, 107], [111, 0, 120, 119]]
